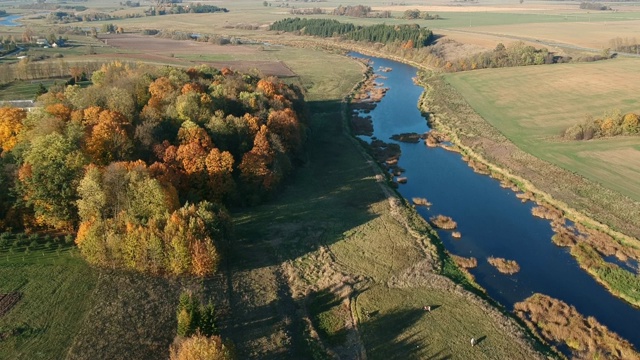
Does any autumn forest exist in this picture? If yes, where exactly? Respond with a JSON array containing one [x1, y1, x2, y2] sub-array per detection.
[[0, 62, 306, 277]]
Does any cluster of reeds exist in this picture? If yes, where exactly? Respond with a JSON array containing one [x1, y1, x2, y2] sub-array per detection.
[[531, 204, 564, 222], [466, 159, 490, 175], [515, 191, 536, 203], [351, 114, 373, 136], [451, 255, 477, 269], [391, 132, 425, 143], [430, 215, 457, 230], [487, 256, 520, 274], [412, 197, 432, 207], [514, 293, 639, 359], [424, 130, 447, 148]]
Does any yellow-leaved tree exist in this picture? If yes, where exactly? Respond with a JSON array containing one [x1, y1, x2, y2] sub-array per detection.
[[0, 107, 26, 152]]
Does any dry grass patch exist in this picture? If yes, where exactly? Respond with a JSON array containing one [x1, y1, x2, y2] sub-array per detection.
[[430, 215, 457, 230], [487, 257, 520, 275], [472, 19, 640, 52], [515, 293, 640, 359]]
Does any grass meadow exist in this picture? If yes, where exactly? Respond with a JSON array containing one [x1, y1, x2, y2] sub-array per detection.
[[0, 235, 97, 359], [0, 79, 59, 100], [445, 58, 640, 201]]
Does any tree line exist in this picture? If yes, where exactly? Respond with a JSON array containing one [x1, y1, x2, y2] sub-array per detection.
[[0, 62, 306, 277], [270, 18, 433, 48], [402, 9, 441, 20]]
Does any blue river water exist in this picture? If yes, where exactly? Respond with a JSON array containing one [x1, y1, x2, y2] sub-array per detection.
[[349, 52, 640, 349], [0, 15, 22, 27]]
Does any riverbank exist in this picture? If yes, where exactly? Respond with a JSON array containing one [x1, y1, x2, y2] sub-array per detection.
[[342, 57, 557, 359], [415, 70, 640, 307]]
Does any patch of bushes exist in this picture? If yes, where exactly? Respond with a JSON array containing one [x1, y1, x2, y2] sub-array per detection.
[[176, 291, 217, 338], [563, 110, 640, 140], [487, 256, 520, 274], [515, 293, 638, 359]]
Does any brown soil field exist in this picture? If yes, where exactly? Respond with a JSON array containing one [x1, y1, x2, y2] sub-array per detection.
[[0, 292, 21, 318], [98, 34, 296, 77]]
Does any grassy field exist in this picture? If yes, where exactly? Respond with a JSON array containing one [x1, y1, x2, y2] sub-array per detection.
[[0, 234, 190, 360], [0, 236, 97, 360], [0, 79, 60, 100], [445, 58, 640, 201]]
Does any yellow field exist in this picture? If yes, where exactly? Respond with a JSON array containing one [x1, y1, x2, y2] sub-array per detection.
[[471, 19, 640, 51], [445, 58, 640, 200]]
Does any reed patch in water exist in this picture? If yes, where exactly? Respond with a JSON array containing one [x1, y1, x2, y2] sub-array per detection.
[[451, 255, 477, 269], [391, 132, 425, 143], [487, 257, 520, 275], [467, 159, 490, 175], [516, 191, 536, 203], [430, 215, 457, 230], [351, 114, 374, 136], [412, 197, 431, 207], [424, 130, 448, 147], [514, 293, 640, 359], [531, 204, 563, 222]]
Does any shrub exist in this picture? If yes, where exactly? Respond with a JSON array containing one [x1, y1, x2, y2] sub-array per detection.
[[170, 334, 234, 360], [176, 292, 218, 338]]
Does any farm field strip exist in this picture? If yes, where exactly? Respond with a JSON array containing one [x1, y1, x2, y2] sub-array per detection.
[[445, 58, 640, 201]]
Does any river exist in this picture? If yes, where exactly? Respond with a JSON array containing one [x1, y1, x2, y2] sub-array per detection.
[[349, 52, 640, 349], [0, 15, 22, 27]]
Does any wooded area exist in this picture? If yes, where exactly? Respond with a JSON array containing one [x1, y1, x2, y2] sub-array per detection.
[[270, 18, 434, 48], [0, 62, 306, 277]]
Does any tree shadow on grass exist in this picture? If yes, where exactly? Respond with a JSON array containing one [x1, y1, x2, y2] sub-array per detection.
[[230, 100, 384, 271], [223, 99, 390, 358], [361, 308, 452, 360]]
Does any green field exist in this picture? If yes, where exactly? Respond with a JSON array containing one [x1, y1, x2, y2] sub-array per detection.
[[0, 79, 61, 100], [0, 236, 96, 359], [445, 58, 640, 201], [0, 234, 188, 360]]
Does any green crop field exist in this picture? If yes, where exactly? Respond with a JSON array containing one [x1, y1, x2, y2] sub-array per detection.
[[445, 58, 640, 201]]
